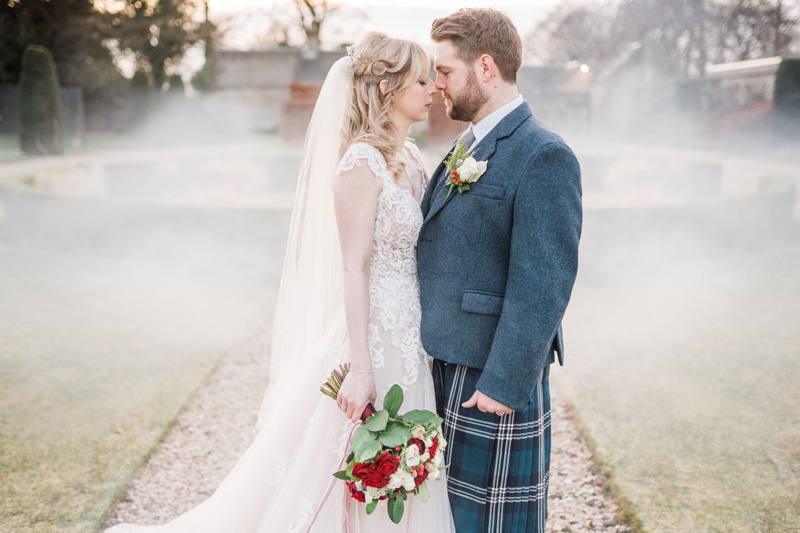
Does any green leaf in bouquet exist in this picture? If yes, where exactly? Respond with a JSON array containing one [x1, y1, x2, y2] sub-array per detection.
[[400, 409, 441, 429], [355, 439, 381, 463], [347, 456, 360, 481], [378, 421, 412, 448], [366, 500, 378, 515], [350, 426, 377, 453], [388, 494, 405, 524], [383, 385, 404, 418], [426, 415, 444, 431], [332, 469, 349, 480], [418, 480, 430, 503], [365, 409, 389, 432]]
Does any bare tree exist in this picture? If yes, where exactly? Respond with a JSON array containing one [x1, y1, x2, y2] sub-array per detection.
[[526, 1, 622, 68], [293, 0, 338, 55], [530, 0, 800, 79], [709, 0, 799, 62]]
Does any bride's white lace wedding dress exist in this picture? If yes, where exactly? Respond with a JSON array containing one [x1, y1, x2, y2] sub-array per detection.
[[106, 141, 455, 532]]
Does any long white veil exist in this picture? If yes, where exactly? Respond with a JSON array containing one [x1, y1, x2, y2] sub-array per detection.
[[256, 57, 353, 430]]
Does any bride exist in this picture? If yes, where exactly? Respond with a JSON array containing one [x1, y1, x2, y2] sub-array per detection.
[[105, 32, 455, 532]]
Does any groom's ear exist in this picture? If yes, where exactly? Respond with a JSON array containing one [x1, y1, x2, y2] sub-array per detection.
[[478, 54, 496, 83]]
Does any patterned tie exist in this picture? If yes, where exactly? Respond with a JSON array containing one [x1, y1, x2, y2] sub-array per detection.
[[459, 127, 476, 151]]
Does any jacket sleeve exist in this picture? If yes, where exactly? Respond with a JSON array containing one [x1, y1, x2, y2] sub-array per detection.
[[475, 141, 582, 410]]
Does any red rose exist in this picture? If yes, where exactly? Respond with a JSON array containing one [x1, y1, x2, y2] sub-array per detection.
[[414, 468, 429, 487], [409, 437, 426, 455], [346, 480, 366, 502], [429, 437, 439, 458], [374, 451, 400, 477], [353, 462, 389, 488]]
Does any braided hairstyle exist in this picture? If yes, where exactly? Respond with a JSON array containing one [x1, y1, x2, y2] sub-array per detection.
[[347, 32, 430, 183]]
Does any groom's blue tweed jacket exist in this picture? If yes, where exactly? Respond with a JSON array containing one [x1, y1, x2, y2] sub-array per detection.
[[417, 101, 582, 411]]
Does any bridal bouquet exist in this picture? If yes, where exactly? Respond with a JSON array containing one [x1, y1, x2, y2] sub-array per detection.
[[321, 365, 447, 523]]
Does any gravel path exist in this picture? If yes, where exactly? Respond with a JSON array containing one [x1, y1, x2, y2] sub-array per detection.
[[101, 309, 628, 533]]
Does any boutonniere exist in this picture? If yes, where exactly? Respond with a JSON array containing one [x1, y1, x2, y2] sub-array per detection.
[[442, 139, 487, 204]]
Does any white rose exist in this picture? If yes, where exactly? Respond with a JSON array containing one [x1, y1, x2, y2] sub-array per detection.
[[387, 472, 404, 490], [390, 469, 415, 492], [434, 448, 444, 467], [420, 450, 430, 463], [456, 157, 487, 183], [411, 425, 426, 439], [404, 444, 422, 467], [401, 470, 417, 491]]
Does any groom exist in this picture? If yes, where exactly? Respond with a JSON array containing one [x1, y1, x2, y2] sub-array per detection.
[[418, 8, 582, 532]]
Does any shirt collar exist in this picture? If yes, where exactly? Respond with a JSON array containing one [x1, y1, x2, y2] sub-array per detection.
[[468, 94, 524, 149]]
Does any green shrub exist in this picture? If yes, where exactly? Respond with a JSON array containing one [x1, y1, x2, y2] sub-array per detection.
[[167, 74, 185, 95], [18, 45, 64, 156], [191, 62, 214, 92], [130, 70, 150, 90], [127, 70, 152, 124], [772, 58, 800, 143]]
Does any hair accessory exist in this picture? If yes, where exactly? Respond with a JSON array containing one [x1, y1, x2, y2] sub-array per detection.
[[346, 45, 362, 60]]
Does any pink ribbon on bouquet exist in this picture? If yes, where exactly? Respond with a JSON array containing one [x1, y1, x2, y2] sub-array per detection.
[[306, 403, 376, 532]]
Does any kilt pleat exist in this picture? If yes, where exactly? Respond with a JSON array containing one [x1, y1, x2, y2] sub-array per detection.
[[441, 363, 551, 533]]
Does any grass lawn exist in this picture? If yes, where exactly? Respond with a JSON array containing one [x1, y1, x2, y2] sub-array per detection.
[[558, 217, 800, 532], [0, 133, 126, 165], [0, 146, 291, 531]]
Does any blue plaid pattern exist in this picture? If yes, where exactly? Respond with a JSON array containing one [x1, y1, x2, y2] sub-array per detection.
[[441, 362, 551, 533]]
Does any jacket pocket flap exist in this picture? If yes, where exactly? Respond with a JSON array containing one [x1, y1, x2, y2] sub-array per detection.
[[461, 290, 505, 316], [469, 183, 505, 200]]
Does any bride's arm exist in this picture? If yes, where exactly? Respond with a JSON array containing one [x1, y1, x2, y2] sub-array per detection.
[[333, 162, 382, 423]]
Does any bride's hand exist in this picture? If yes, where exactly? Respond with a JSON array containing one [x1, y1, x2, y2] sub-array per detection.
[[337, 371, 377, 423]]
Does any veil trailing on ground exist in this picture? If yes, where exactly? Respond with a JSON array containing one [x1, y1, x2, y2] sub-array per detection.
[[256, 57, 354, 430]]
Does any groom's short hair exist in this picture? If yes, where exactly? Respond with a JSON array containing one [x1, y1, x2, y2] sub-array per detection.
[[431, 8, 522, 83]]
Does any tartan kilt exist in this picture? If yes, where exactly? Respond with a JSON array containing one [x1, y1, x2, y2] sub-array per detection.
[[436, 361, 551, 533]]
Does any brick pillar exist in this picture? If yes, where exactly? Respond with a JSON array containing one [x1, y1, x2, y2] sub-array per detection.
[[280, 83, 321, 143]]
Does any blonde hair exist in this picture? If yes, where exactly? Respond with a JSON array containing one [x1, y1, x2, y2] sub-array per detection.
[[347, 32, 430, 182]]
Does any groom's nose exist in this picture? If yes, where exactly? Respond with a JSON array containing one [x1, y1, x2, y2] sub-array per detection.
[[435, 75, 447, 92]]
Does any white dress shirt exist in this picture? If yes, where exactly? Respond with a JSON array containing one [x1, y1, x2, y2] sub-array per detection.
[[465, 94, 524, 151]]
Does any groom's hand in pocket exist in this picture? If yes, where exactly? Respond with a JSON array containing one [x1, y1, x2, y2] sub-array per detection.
[[462, 390, 513, 416]]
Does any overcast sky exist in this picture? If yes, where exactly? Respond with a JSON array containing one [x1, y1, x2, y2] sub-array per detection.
[[208, 0, 562, 48]]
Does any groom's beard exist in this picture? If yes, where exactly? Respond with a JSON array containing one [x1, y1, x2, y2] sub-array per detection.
[[445, 70, 489, 123]]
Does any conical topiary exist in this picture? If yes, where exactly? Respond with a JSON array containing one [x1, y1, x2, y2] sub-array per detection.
[[19, 45, 64, 156], [772, 58, 800, 143], [167, 74, 185, 96]]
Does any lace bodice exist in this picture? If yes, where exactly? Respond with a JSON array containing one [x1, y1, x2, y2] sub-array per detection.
[[336, 141, 429, 390]]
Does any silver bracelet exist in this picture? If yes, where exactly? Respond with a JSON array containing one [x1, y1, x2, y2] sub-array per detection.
[[349, 367, 374, 373]]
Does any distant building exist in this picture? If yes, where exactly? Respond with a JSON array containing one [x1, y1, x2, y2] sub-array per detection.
[[211, 48, 345, 135], [705, 56, 782, 108], [589, 41, 787, 146]]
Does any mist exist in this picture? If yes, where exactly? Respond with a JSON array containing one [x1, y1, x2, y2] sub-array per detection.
[[1, 0, 799, 531]]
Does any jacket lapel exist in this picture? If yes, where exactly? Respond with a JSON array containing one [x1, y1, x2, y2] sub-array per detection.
[[421, 137, 460, 218], [423, 102, 533, 225]]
